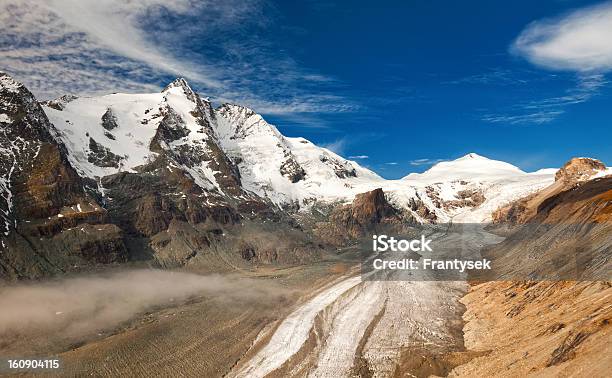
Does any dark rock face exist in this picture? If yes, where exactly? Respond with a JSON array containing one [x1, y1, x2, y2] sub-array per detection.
[[88, 138, 123, 168], [280, 156, 306, 183], [0, 73, 127, 279], [149, 108, 190, 152], [100, 162, 240, 238], [101, 108, 118, 130], [316, 188, 413, 245]]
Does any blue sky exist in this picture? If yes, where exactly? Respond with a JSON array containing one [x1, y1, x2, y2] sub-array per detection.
[[2, 0, 611, 178]]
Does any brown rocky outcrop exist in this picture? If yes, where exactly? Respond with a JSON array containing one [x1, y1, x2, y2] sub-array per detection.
[[493, 157, 608, 225], [316, 188, 413, 246], [453, 162, 612, 376], [555, 157, 606, 184]]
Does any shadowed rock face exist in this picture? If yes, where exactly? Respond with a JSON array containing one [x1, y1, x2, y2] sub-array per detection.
[[0, 73, 127, 279], [0, 74, 318, 280], [316, 188, 413, 245], [280, 156, 306, 183], [101, 108, 118, 131], [88, 138, 123, 168], [345, 188, 398, 226]]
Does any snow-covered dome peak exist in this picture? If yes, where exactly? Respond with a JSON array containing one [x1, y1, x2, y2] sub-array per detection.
[[456, 152, 487, 161], [404, 153, 525, 183]]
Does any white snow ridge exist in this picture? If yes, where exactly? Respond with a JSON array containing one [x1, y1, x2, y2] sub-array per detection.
[[40, 78, 556, 222]]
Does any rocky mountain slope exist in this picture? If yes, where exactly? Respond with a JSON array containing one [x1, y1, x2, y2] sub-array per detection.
[[483, 158, 611, 280], [39, 78, 557, 223], [451, 162, 612, 377], [492, 157, 611, 226], [0, 72, 579, 280], [0, 73, 126, 279], [0, 74, 320, 279], [314, 188, 414, 246]]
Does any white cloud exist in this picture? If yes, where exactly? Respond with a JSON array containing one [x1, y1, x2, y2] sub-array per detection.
[[409, 158, 445, 166], [321, 139, 348, 155], [40, 0, 224, 88], [348, 155, 369, 159], [512, 1, 612, 72], [482, 110, 565, 125], [0, 0, 351, 118], [490, 2, 612, 127]]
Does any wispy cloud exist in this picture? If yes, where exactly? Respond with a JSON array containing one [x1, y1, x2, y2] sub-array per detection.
[[512, 1, 612, 72], [482, 110, 565, 125], [445, 68, 528, 86], [384, 162, 398, 166], [482, 73, 607, 125], [321, 133, 384, 157], [321, 138, 348, 155], [409, 158, 445, 166], [0, 0, 352, 119]]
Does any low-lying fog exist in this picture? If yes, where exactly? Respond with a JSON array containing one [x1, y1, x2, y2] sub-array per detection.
[[0, 269, 289, 341]]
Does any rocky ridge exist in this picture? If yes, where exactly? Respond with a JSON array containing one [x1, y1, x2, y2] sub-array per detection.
[[492, 157, 610, 225], [0, 73, 570, 279]]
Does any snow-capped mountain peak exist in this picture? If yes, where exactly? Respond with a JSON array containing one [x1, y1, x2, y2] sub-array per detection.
[[36, 77, 556, 219], [403, 153, 525, 183], [215, 102, 383, 205]]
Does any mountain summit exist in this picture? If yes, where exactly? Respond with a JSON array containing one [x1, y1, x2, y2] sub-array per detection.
[[0, 75, 581, 278], [404, 153, 525, 183]]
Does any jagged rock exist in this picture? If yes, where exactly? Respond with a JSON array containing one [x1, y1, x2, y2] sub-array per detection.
[[555, 157, 606, 184], [319, 154, 357, 178], [316, 188, 413, 245], [0, 73, 127, 278], [101, 108, 119, 130], [40, 94, 78, 111], [149, 108, 190, 152], [88, 138, 123, 168], [408, 196, 438, 222], [280, 156, 306, 183], [444, 188, 485, 209], [100, 158, 240, 238]]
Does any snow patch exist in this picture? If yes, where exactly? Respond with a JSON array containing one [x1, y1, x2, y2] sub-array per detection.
[[0, 113, 11, 123]]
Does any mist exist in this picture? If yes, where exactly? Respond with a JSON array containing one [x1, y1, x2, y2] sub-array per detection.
[[0, 269, 289, 340]]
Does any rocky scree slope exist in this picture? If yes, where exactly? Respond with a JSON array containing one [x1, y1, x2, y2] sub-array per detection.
[[452, 160, 611, 377], [481, 158, 612, 281]]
